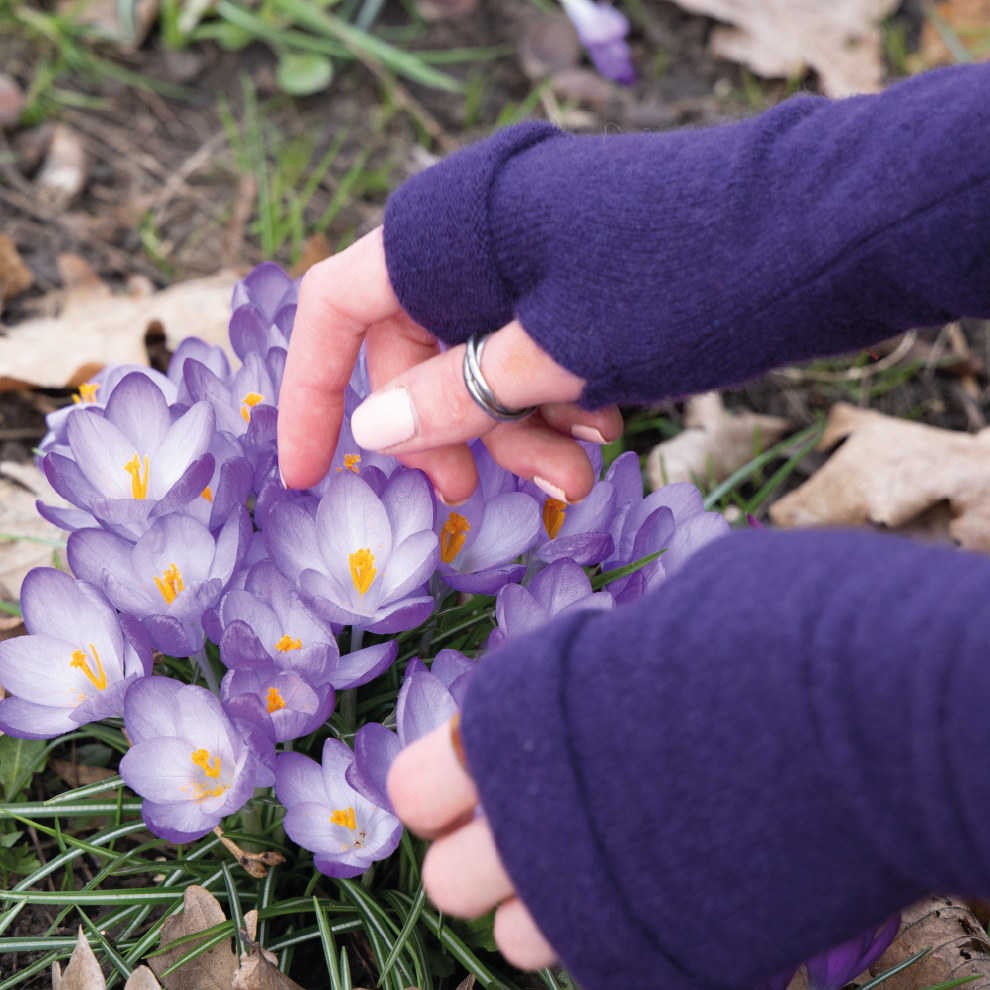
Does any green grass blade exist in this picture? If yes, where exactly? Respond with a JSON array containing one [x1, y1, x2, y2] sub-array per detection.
[[336, 879, 414, 990], [0, 902, 25, 937], [376, 881, 426, 987], [314, 147, 370, 233], [702, 422, 824, 510], [44, 775, 125, 804], [314, 896, 343, 990], [417, 906, 521, 990], [0, 949, 59, 990], [145, 920, 235, 958], [78, 907, 133, 980], [857, 948, 932, 990], [222, 861, 246, 960], [744, 427, 826, 517], [0, 601, 21, 617], [0, 533, 67, 547], [0, 800, 143, 818], [159, 926, 237, 977], [590, 550, 665, 591]]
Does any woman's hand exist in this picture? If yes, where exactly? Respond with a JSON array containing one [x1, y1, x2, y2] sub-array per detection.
[[277, 227, 622, 503], [387, 720, 559, 971]]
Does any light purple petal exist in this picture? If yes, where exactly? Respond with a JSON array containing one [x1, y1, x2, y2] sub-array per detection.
[[536, 531, 614, 566], [382, 468, 435, 545], [377, 531, 440, 604], [347, 722, 400, 814], [604, 451, 642, 502], [265, 502, 322, 582], [0, 697, 78, 738], [396, 665, 457, 748], [442, 564, 526, 595], [458, 493, 539, 573], [275, 751, 329, 809], [140, 799, 218, 843], [102, 372, 171, 456], [431, 650, 476, 688], [363, 596, 435, 634], [556, 482, 616, 539], [529, 557, 593, 616], [329, 640, 398, 690]]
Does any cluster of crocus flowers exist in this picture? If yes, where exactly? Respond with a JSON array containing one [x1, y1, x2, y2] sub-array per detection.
[[0, 259, 731, 869]]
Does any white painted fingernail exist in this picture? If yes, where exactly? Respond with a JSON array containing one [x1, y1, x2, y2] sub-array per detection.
[[532, 476, 567, 501], [436, 489, 469, 508], [571, 425, 608, 445], [351, 388, 416, 451], [278, 467, 288, 490]]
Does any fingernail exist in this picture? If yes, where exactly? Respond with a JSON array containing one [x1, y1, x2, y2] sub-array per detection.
[[351, 387, 416, 451], [532, 476, 585, 506], [278, 466, 288, 491], [436, 489, 469, 508], [571, 425, 608, 445]]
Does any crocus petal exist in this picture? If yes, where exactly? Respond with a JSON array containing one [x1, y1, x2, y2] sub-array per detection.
[[0, 696, 79, 738], [556, 483, 617, 540], [265, 502, 322, 583], [43, 452, 103, 511], [140, 799, 218, 844], [149, 454, 215, 519], [142, 614, 202, 657], [382, 468, 435, 545], [347, 723, 400, 814], [220, 618, 275, 669], [102, 372, 171, 454], [457, 492, 540, 573], [71, 673, 138, 723], [275, 751, 330, 810], [558, 590, 615, 618], [36, 500, 99, 532], [363, 596, 435, 634], [377, 531, 440, 604], [431, 650, 476, 688], [660, 511, 731, 577], [329, 641, 398, 690], [396, 666, 458, 748], [67, 403, 145, 500], [536, 532, 614, 566], [442, 564, 526, 595], [123, 675, 184, 743], [529, 557, 594, 616], [604, 450, 643, 502], [495, 583, 546, 638], [121, 736, 207, 804]]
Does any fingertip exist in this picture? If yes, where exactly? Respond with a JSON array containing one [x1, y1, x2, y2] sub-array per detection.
[[495, 898, 559, 970]]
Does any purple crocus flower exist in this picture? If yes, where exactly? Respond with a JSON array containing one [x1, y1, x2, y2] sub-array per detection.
[[265, 468, 439, 633], [214, 560, 396, 742], [434, 479, 540, 595], [38, 372, 216, 541], [805, 916, 901, 990], [67, 508, 251, 657], [167, 337, 231, 408], [275, 738, 402, 878], [179, 430, 253, 534], [347, 650, 475, 814], [228, 262, 299, 361], [120, 677, 272, 843], [0, 568, 152, 739], [37, 364, 178, 462], [560, 0, 635, 84], [604, 482, 730, 603], [489, 557, 614, 649]]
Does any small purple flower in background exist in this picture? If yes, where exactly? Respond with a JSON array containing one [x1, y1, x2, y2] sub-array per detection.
[[489, 557, 614, 648], [39, 372, 217, 541], [265, 469, 439, 633], [275, 738, 402, 878], [0, 568, 152, 739], [215, 560, 396, 742], [37, 364, 178, 462], [67, 508, 250, 657], [347, 650, 476, 813], [120, 677, 272, 843], [805, 916, 901, 990], [747, 513, 764, 530], [560, 0, 635, 84], [228, 261, 300, 360]]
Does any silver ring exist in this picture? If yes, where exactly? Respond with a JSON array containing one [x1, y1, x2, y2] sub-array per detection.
[[463, 333, 538, 423]]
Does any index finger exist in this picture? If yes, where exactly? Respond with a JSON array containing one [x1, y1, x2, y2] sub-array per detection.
[[277, 227, 403, 490]]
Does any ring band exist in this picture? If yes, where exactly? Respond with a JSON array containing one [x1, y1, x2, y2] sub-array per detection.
[[463, 333, 537, 423]]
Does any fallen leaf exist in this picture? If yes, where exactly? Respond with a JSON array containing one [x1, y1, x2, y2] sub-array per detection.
[[50, 760, 120, 794], [35, 125, 90, 211], [669, 0, 900, 97], [0, 271, 239, 389], [551, 67, 613, 108], [11, 124, 55, 175], [455, 977, 476, 990], [0, 461, 71, 602], [869, 896, 990, 990], [148, 885, 238, 990], [519, 14, 580, 79], [56, 0, 159, 49], [232, 947, 306, 990], [768, 402, 990, 549], [0, 234, 34, 311], [289, 233, 333, 279], [125, 968, 164, 990], [920, 0, 990, 67], [52, 928, 106, 990], [0, 73, 23, 131], [645, 392, 790, 491]]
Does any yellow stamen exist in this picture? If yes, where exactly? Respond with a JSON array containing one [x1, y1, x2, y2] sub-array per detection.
[[440, 512, 471, 564], [154, 563, 184, 605], [191, 748, 221, 778], [69, 644, 107, 691], [543, 498, 567, 540], [265, 687, 286, 713], [349, 549, 377, 596], [73, 382, 101, 404], [202, 487, 213, 502], [330, 807, 357, 829], [276, 634, 301, 653], [240, 391, 264, 422], [337, 453, 362, 474], [124, 453, 150, 500]]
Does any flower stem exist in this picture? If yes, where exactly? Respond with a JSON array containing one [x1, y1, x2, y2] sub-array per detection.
[[191, 647, 220, 697], [340, 626, 364, 729]]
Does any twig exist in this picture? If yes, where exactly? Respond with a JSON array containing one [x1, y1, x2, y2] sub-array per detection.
[[223, 172, 257, 267], [152, 130, 229, 223], [0, 185, 161, 280], [359, 55, 458, 154], [776, 331, 918, 383], [62, 109, 171, 181], [946, 322, 982, 399]]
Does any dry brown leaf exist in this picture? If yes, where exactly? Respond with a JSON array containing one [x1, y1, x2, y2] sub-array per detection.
[[669, 0, 899, 97], [0, 233, 34, 308], [869, 896, 990, 990], [50, 759, 120, 796], [35, 125, 90, 211], [519, 14, 580, 79], [920, 0, 990, 67], [0, 460, 72, 602], [768, 402, 990, 549], [0, 73, 23, 130], [56, 0, 159, 49], [551, 68, 613, 108], [645, 392, 790, 491], [289, 233, 333, 279], [232, 948, 306, 990], [125, 967, 163, 990], [454, 976, 477, 990], [0, 271, 239, 388], [52, 928, 106, 990], [148, 885, 238, 990]]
